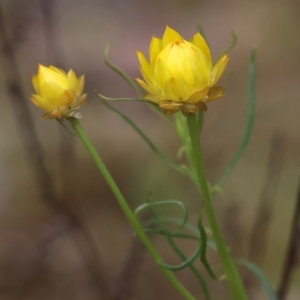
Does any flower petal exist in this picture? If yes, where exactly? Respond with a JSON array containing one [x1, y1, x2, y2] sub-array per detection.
[[158, 101, 182, 115], [75, 93, 88, 107], [40, 81, 64, 105], [30, 94, 53, 111], [162, 26, 183, 46], [136, 78, 165, 101], [42, 106, 68, 119], [149, 37, 163, 65], [211, 54, 229, 86], [181, 103, 206, 116], [190, 32, 212, 68], [49, 65, 67, 76], [186, 87, 209, 103], [59, 89, 76, 107], [32, 74, 40, 95], [38, 65, 68, 88], [157, 41, 210, 91], [153, 58, 171, 91], [67, 69, 79, 92], [77, 75, 85, 96], [137, 51, 156, 88], [206, 86, 224, 102], [164, 77, 190, 101]]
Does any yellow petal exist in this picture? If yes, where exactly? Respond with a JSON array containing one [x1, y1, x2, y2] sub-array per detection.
[[181, 103, 199, 116], [206, 86, 224, 102], [42, 106, 68, 119], [32, 74, 40, 95], [190, 32, 212, 68], [74, 93, 88, 107], [40, 82, 64, 105], [211, 54, 229, 86], [30, 94, 54, 112], [77, 75, 85, 96], [162, 26, 183, 47], [158, 42, 193, 86], [164, 77, 190, 101], [186, 87, 209, 103], [149, 37, 163, 65], [67, 69, 79, 92], [38, 65, 68, 88], [139, 67, 157, 91], [153, 58, 171, 91], [143, 94, 162, 103], [157, 41, 210, 91], [137, 51, 156, 88], [59, 89, 76, 107], [136, 78, 165, 101], [158, 101, 182, 115], [49, 65, 67, 76]]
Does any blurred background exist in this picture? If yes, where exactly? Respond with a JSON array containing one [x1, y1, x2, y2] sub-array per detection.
[[0, 0, 299, 299]]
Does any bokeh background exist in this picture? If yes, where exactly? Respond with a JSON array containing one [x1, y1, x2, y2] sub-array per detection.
[[0, 0, 299, 299]]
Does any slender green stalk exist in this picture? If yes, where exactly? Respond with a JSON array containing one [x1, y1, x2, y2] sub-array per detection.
[[187, 113, 248, 300], [70, 118, 195, 300]]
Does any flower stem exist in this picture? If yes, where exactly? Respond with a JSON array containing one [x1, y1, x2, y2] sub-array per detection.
[[70, 118, 196, 300], [186, 113, 248, 300]]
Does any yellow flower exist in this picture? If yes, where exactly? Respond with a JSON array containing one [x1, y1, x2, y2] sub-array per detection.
[[30, 65, 87, 119], [136, 26, 229, 115]]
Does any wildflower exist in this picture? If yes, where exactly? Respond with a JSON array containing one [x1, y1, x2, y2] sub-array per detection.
[[136, 26, 229, 115], [30, 65, 87, 119]]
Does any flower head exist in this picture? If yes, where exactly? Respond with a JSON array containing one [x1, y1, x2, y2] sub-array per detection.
[[136, 26, 229, 115], [30, 65, 87, 119]]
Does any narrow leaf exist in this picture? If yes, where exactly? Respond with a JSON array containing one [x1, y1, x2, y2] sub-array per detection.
[[104, 44, 142, 96], [214, 49, 256, 190], [217, 31, 238, 60], [239, 259, 278, 300], [101, 100, 188, 176]]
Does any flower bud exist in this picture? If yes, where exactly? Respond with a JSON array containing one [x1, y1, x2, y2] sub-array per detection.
[[30, 65, 87, 119], [136, 26, 229, 115]]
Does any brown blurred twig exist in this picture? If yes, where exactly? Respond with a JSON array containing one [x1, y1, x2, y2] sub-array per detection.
[[113, 235, 146, 300], [0, 3, 59, 208], [38, 0, 74, 204], [248, 132, 285, 265], [0, 3, 111, 299], [38, 1, 112, 298], [39, 0, 64, 65], [277, 177, 300, 299]]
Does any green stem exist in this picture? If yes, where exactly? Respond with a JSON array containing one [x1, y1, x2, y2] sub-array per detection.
[[70, 118, 196, 300], [186, 113, 248, 300]]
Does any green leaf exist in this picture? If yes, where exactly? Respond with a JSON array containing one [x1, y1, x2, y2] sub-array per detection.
[[103, 45, 176, 127], [198, 221, 220, 280], [217, 31, 238, 60], [214, 49, 256, 191], [159, 245, 201, 271], [101, 99, 188, 176], [104, 44, 143, 96], [98, 94, 148, 103], [239, 259, 278, 300], [141, 216, 217, 251], [134, 200, 189, 232], [142, 202, 211, 300]]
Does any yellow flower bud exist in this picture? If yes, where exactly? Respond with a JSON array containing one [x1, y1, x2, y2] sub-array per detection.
[[30, 65, 87, 119], [136, 26, 229, 115]]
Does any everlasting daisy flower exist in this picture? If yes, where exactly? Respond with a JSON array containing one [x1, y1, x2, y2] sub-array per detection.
[[30, 65, 87, 119], [136, 26, 229, 115]]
